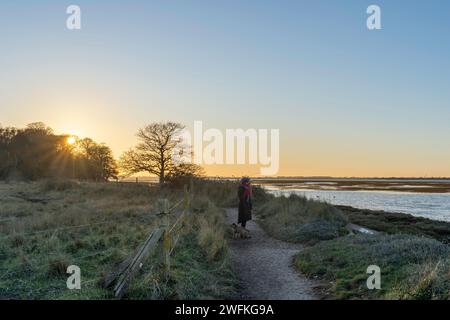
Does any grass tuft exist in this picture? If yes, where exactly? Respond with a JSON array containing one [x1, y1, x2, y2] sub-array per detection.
[[256, 194, 348, 244]]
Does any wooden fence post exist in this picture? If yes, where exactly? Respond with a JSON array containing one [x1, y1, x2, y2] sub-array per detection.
[[157, 198, 169, 214], [184, 184, 190, 211], [190, 179, 194, 200], [162, 224, 171, 279], [105, 191, 192, 298], [112, 227, 165, 298], [158, 198, 171, 280]]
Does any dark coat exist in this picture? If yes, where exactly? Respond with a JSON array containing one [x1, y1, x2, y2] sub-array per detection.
[[238, 184, 252, 224]]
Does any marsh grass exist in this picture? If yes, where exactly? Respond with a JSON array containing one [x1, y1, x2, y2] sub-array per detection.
[[338, 205, 450, 244], [191, 179, 238, 208], [248, 187, 450, 300], [255, 193, 348, 244], [0, 180, 236, 299], [295, 234, 450, 299], [5, 179, 448, 300]]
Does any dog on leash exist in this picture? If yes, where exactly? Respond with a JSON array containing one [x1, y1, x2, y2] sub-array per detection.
[[231, 223, 251, 239]]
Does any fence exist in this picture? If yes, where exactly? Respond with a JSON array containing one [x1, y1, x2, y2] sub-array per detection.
[[103, 184, 192, 299]]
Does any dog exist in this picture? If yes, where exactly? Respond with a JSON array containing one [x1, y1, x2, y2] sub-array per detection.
[[231, 223, 251, 239]]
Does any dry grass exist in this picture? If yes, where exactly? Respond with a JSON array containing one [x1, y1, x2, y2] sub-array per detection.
[[195, 207, 228, 262], [256, 193, 348, 244], [0, 180, 236, 299]]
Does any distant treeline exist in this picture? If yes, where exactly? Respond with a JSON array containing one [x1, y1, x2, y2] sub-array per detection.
[[0, 122, 118, 181]]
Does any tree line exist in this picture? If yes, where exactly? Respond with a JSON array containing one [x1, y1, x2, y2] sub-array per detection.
[[0, 121, 201, 184], [0, 122, 118, 181]]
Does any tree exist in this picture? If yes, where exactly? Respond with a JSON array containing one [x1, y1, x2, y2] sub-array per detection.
[[0, 123, 118, 181], [76, 138, 118, 181], [120, 122, 202, 184], [0, 122, 66, 180], [0, 126, 19, 178], [164, 162, 204, 187], [16, 123, 64, 179]]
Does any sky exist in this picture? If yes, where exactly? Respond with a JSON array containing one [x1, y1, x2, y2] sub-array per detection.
[[1, 0, 450, 177]]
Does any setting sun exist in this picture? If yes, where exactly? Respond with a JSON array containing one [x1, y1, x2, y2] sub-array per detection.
[[67, 136, 76, 145]]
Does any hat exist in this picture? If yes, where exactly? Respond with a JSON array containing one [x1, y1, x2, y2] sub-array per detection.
[[240, 176, 250, 184]]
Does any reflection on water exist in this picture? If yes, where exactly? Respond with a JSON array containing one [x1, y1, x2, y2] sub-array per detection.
[[265, 185, 450, 222]]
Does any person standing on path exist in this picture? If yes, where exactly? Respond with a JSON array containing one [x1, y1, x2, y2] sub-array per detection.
[[238, 177, 252, 229]]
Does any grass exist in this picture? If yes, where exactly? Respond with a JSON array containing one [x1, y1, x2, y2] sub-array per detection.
[[0, 180, 237, 299], [338, 205, 450, 244], [255, 193, 348, 245], [125, 202, 237, 300], [249, 187, 450, 300], [4, 178, 450, 300], [294, 234, 450, 299]]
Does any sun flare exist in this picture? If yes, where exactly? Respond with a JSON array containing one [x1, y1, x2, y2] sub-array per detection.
[[67, 136, 76, 145]]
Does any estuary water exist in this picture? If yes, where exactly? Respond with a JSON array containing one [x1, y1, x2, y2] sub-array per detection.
[[264, 185, 450, 222]]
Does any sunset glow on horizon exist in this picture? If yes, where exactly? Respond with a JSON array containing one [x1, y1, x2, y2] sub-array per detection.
[[2, 1, 450, 178]]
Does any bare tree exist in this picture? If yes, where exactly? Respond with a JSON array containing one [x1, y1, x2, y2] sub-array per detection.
[[120, 122, 202, 184]]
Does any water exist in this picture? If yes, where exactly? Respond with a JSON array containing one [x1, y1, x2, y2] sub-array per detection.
[[264, 185, 450, 222]]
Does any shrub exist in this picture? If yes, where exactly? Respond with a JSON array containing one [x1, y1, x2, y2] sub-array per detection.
[[286, 220, 344, 244], [192, 180, 238, 207], [47, 257, 70, 277], [190, 195, 213, 213]]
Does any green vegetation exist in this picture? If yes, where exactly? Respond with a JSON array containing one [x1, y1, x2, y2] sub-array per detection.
[[3, 178, 450, 300], [0, 180, 237, 299], [338, 205, 450, 244], [256, 193, 348, 245], [191, 179, 243, 208], [295, 234, 450, 299], [252, 191, 450, 300], [126, 199, 237, 300]]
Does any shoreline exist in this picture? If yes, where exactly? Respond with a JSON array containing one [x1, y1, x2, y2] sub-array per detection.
[[335, 204, 450, 244]]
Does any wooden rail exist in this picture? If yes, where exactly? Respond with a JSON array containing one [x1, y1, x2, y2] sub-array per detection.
[[104, 184, 193, 298]]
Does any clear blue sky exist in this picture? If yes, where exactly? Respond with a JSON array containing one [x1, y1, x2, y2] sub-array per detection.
[[1, 1, 450, 176]]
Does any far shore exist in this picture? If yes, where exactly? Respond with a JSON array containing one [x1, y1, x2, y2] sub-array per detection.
[[255, 178, 450, 194]]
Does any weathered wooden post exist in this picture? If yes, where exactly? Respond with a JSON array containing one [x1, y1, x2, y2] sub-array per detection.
[[158, 198, 171, 280], [184, 184, 190, 212], [157, 198, 170, 214], [190, 179, 194, 199]]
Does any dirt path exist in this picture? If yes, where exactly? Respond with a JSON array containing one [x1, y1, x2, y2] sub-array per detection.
[[225, 208, 317, 300]]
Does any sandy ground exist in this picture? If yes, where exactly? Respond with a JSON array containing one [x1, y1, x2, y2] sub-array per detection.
[[226, 208, 317, 300]]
